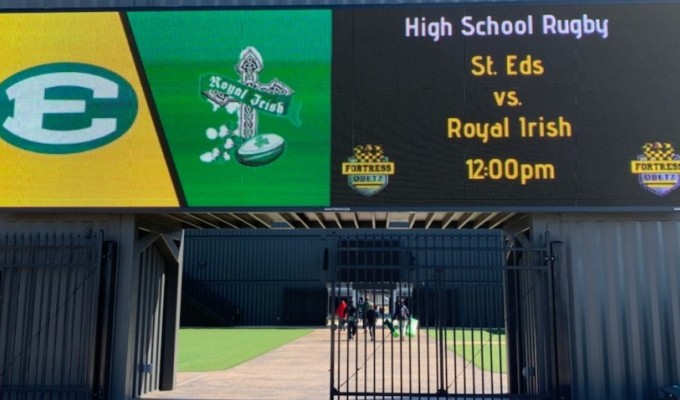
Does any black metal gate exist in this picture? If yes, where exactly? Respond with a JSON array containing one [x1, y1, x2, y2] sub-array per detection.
[[329, 230, 560, 399], [0, 232, 114, 400]]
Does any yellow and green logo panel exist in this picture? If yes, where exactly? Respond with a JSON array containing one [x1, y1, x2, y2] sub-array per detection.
[[0, 13, 179, 207]]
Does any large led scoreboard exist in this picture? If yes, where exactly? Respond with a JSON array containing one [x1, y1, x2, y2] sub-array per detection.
[[1, 3, 679, 210]]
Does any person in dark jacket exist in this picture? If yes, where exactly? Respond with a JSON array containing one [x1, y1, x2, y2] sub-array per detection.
[[365, 304, 377, 341], [344, 298, 358, 340]]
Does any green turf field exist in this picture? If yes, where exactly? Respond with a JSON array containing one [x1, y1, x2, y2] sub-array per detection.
[[430, 328, 507, 373], [177, 328, 312, 372], [178, 326, 505, 373]]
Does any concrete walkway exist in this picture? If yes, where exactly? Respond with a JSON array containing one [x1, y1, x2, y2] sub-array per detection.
[[143, 329, 330, 400], [142, 328, 507, 400]]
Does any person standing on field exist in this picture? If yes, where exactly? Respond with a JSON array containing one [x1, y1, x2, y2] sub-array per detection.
[[392, 298, 410, 339], [336, 299, 347, 331], [344, 298, 358, 340], [365, 304, 377, 341], [359, 297, 371, 330]]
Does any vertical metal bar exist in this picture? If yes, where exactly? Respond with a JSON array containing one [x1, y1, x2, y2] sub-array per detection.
[[398, 280, 403, 395], [65, 234, 76, 388], [143, 250, 153, 395], [144, 250, 154, 395], [42, 237, 53, 391], [94, 239, 114, 399], [133, 251, 144, 395], [496, 298, 502, 395], [17, 255, 29, 387], [78, 234, 91, 393], [414, 257, 420, 396], [362, 271, 367, 397], [472, 287, 479, 397], [139, 251, 150, 395], [436, 268, 445, 395], [55, 244, 67, 389], [446, 240, 454, 396], [33, 256, 44, 389], [352, 266, 358, 399], [329, 246, 335, 400], [444, 276, 459, 393], [82, 235, 94, 391], [41, 259, 54, 389], [147, 251, 157, 395], [0, 266, 6, 387], [342, 278, 348, 398], [70, 236, 81, 388], [6, 265, 18, 387], [154, 260, 165, 391], [527, 268, 536, 394], [336, 276, 343, 398], [150, 254, 160, 394], [12, 235, 28, 388], [446, 270, 453, 396], [424, 248, 431, 395], [405, 261, 411, 396], [381, 271, 387, 397], [370, 282, 376, 397], [0, 238, 5, 384], [548, 240, 561, 399], [22, 259, 34, 389], [389, 291, 394, 395], [460, 284, 465, 393], [51, 236, 62, 386], [481, 285, 486, 395]]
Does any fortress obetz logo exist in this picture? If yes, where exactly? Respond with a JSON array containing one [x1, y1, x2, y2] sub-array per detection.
[[630, 142, 680, 196], [0, 63, 138, 154], [342, 144, 395, 196]]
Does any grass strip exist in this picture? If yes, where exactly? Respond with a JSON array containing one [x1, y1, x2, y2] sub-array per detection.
[[178, 328, 312, 372], [428, 328, 507, 373]]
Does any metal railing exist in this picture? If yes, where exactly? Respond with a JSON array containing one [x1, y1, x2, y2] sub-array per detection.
[[329, 232, 560, 399]]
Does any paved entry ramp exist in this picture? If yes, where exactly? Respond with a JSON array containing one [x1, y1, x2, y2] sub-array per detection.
[[143, 328, 330, 400]]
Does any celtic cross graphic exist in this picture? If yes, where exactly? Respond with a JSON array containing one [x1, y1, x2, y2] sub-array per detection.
[[236, 47, 293, 139], [199, 46, 297, 166]]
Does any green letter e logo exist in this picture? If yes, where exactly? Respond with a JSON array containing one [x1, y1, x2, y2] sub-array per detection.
[[0, 63, 138, 154]]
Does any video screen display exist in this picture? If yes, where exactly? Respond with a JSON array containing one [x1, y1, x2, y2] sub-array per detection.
[[0, 4, 679, 210]]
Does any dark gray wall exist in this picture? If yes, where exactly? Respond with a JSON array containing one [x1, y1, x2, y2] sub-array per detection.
[[0, 214, 183, 400], [533, 213, 680, 400], [183, 230, 331, 325], [182, 229, 506, 326], [0, 214, 136, 400], [0, 231, 103, 400]]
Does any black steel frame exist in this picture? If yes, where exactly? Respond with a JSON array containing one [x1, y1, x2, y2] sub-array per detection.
[[328, 231, 562, 400]]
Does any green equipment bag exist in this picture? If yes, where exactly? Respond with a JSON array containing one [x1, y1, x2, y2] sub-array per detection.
[[406, 317, 419, 337]]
